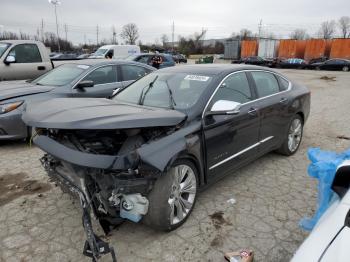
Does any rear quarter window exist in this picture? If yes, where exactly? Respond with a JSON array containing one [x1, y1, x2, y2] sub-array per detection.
[[277, 75, 290, 91]]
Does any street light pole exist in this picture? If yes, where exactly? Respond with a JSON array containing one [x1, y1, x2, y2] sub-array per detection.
[[49, 0, 61, 52]]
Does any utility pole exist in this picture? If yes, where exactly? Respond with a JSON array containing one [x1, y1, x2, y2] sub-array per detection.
[[49, 0, 61, 52], [41, 19, 45, 42], [64, 24, 68, 42], [84, 34, 86, 46], [96, 25, 99, 45], [112, 25, 116, 44], [171, 21, 175, 51], [258, 19, 263, 38]]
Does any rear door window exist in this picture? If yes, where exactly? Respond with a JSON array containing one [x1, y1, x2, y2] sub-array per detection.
[[8, 44, 42, 63], [251, 71, 280, 98], [83, 65, 117, 85]]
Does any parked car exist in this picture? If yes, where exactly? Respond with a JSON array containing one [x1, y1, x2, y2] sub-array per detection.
[[240, 56, 275, 67], [89, 45, 140, 59], [0, 40, 53, 81], [277, 58, 307, 69], [125, 53, 176, 68], [77, 53, 91, 59], [310, 58, 350, 72], [23, 64, 310, 260], [173, 54, 187, 63], [0, 60, 154, 140], [292, 160, 350, 262]]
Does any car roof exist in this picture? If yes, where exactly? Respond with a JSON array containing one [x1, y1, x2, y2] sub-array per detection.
[[53, 59, 155, 69], [156, 64, 277, 76], [0, 40, 43, 45]]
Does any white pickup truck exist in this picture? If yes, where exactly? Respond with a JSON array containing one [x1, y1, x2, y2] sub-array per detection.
[[0, 40, 54, 81]]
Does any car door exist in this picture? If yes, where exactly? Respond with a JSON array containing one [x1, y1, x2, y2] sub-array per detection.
[[74, 65, 121, 98], [203, 71, 260, 182], [120, 64, 152, 87], [249, 71, 291, 153], [2, 44, 48, 80]]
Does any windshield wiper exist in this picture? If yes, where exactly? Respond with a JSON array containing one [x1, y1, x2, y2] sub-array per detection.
[[138, 75, 158, 105], [165, 80, 176, 109]]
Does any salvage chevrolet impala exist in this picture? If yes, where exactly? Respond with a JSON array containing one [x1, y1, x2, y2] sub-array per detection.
[[22, 64, 310, 260]]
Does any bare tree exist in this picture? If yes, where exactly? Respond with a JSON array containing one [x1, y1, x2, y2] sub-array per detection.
[[161, 34, 169, 47], [120, 23, 139, 44], [240, 28, 253, 39], [319, 20, 336, 39], [338, 16, 350, 38], [290, 28, 307, 40]]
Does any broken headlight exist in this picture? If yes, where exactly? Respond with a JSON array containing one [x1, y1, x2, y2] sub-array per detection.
[[0, 101, 24, 114]]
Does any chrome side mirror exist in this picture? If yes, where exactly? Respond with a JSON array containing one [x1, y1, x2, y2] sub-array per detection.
[[5, 55, 15, 64], [209, 100, 241, 115]]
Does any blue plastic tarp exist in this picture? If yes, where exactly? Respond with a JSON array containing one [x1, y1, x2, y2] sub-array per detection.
[[300, 147, 350, 231]]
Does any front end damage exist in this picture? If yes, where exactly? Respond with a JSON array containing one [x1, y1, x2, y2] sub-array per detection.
[[33, 126, 186, 261]]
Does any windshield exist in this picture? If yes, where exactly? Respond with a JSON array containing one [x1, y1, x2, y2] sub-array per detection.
[[93, 48, 108, 56], [33, 64, 90, 86], [0, 43, 10, 58], [114, 72, 213, 109]]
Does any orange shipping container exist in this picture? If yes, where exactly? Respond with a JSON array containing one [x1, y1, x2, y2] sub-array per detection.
[[278, 40, 306, 59], [330, 39, 350, 59], [304, 39, 331, 61], [241, 40, 258, 58]]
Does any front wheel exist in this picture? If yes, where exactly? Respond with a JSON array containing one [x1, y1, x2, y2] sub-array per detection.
[[143, 159, 198, 231], [342, 66, 349, 72], [277, 115, 304, 156]]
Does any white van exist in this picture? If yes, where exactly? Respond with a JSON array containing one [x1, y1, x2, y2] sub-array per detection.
[[90, 45, 140, 59]]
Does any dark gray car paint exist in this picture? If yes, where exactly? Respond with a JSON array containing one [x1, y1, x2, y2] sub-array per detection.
[[23, 98, 186, 129]]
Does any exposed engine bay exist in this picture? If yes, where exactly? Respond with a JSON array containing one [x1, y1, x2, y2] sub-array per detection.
[[37, 126, 176, 261]]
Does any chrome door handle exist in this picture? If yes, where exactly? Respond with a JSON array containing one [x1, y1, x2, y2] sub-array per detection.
[[280, 98, 288, 104], [248, 108, 258, 116]]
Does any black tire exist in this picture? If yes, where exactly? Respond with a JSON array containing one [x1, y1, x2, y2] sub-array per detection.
[[315, 66, 321, 71], [143, 159, 198, 231], [277, 115, 304, 156], [342, 66, 349, 72]]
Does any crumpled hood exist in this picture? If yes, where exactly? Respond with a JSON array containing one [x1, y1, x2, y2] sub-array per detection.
[[22, 98, 187, 129], [0, 81, 54, 102]]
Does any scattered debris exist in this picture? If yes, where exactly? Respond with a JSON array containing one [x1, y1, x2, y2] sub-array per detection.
[[0, 172, 51, 206], [227, 198, 237, 205], [209, 211, 232, 229], [37, 193, 43, 198], [320, 75, 336, 81], [224, 250, 254, 262], [337, 135, 350, 140]]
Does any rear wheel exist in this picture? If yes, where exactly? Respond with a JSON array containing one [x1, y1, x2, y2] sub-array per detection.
[[143, 159, 198, 231], [342, 66, 349, 72], [277, 115, 303, 156]]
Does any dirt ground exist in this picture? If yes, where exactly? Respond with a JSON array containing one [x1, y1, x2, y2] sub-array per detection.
[[0, 69, 350, 262]]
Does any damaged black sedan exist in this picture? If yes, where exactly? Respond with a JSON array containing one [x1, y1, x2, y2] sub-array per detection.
[[22, 64, 310, 260]]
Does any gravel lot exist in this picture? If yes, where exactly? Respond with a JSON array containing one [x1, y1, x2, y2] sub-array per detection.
[[0, 69, 350, 262]]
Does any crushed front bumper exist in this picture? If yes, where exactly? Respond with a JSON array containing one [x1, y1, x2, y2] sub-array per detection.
[[41, 155, 117, 261]]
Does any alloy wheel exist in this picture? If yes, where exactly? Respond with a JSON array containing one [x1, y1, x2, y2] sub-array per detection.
[[168, 164, 197, 225], [288, 118, 302, 153], [343, 66, 349, 72]]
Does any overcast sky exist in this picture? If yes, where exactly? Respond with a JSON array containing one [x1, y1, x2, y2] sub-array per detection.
[[0, 0, 349, 45]]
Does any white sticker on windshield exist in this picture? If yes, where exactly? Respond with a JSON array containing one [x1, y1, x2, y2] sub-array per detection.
[[184, 75, 210, 81], [77, 65, 90, 70]]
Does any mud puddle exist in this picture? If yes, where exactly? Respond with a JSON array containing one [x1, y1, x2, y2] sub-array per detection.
[[0, 172, 51, 206]]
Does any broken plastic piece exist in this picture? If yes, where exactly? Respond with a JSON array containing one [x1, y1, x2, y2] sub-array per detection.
[[300, 147, 350, 231], [120, 194, 149, 223], [224, 250, 254, 262]]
